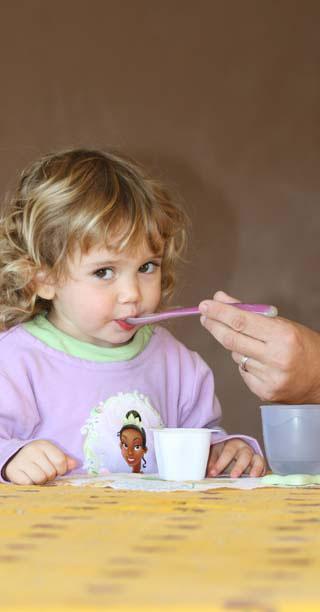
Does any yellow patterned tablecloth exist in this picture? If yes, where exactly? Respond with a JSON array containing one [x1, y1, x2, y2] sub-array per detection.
[[0, 483, 320, 611]]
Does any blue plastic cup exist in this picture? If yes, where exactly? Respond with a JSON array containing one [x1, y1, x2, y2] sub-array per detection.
[[261, 404, 320, 474]]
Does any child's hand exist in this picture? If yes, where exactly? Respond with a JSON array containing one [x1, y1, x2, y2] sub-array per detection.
[[206, 439, 266, 478], [4, 440, 78, 485]]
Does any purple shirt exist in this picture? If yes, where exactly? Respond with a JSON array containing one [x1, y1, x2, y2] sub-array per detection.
[[0, 323, 261, 480]]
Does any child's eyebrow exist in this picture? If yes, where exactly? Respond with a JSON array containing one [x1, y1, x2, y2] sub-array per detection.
[[87, 253, 163, 268], [147, 252, 164, 259], [87, 259, 118, 268]]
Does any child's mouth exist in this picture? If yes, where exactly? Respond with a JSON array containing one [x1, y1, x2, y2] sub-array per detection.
[[116, 319, 136, 331]]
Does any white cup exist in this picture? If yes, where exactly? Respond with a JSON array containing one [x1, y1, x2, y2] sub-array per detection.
[[152, 428, 217, 481]]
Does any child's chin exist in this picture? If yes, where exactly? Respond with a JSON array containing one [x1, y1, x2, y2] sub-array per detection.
[[111, 331, 136, 346]]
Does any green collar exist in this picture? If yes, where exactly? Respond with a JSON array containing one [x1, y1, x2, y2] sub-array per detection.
[[23, 314, 153, 362]]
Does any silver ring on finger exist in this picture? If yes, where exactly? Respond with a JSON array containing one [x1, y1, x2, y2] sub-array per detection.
[[240, 355, 249, 372]]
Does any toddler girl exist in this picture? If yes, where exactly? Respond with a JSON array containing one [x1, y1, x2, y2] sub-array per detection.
[[0, 148, 265, 484]]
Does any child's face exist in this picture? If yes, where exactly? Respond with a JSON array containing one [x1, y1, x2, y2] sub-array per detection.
[[43, 243, 163, 347]]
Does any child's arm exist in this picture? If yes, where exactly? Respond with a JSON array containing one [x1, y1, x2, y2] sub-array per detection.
[[178, 350, 264, 464], [0, 371, 76, 484], [206, 438, 266, 478], [3, 440, 77, 485], [0, 371, 41, 480]]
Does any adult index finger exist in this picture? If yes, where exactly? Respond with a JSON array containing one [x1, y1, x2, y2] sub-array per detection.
[[201, 317, 266, 361], [199, 298, 277, 343]]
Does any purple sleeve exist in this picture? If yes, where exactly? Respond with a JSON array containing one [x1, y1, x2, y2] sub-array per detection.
[[178, 351, 223, 430], [178, 352, 263, 456], [0, 372, 41, 482]]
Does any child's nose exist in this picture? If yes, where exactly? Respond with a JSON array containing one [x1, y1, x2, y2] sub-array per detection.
[[117, 276, 141, 304]]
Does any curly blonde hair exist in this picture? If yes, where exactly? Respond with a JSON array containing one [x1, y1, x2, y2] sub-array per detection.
[[0, 148, 188, 330]]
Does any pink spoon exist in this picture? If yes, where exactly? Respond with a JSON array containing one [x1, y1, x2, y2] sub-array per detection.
[[126, 303, 278, 325]]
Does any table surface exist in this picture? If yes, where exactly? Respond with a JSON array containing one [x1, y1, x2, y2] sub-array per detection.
[[1, 483, 320, 611]]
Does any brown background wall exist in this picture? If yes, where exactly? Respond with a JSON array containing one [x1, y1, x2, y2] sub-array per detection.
[[1, 1, 320, 447]]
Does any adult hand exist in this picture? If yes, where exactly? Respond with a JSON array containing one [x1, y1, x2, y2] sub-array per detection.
[[4, 440, 77, 485], [199, 290, 320, 404]]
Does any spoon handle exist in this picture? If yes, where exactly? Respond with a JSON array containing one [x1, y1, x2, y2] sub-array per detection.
[[126, 303, 278, 325]]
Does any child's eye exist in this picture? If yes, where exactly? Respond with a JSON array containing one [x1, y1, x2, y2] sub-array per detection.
[[134, 445, 142, 451], [94, 267, 114, 280], [122, 443, 128, 449], [139, 261, 160, 274]]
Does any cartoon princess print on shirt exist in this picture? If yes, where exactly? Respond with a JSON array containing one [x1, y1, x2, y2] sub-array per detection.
[[118, 410, 148, 473], [81, 390, 163, 475]]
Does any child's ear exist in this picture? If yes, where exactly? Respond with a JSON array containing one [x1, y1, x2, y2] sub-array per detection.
[[34, 270, 56, 300]]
